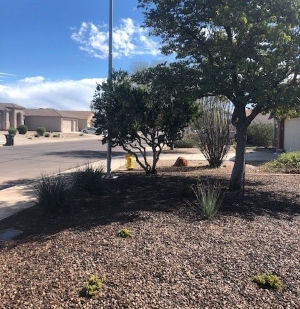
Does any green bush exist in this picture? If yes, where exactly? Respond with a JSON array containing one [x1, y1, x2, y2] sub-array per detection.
[[174, 134, 199, 148], [44, 133, 51, 137], [247, 122, 273, 147], [70, 163, 105, 196], [117, 228, 134, 238], [7, 127, 17, 135], [186, 180, 224, 219], [36, 127, 46, 136], [265, 151, 300, 173], [33, 174, 71, 214], [80, 275, 103, 298], [253, 273, 283, 290], [17, 125, 28, 135]]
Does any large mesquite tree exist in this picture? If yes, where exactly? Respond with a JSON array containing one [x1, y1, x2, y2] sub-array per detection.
[[91, 66, 200, 175], [138, 0, 300, 189]]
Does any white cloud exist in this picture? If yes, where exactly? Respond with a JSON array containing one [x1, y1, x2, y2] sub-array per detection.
[[19, 76, 45, 84], [71, 18, 160, 59], [0, 77, 105, 110]]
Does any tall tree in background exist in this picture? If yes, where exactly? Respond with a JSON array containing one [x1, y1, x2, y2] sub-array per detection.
[[138, 0, 300, 189], [91, 67, 200, 175]]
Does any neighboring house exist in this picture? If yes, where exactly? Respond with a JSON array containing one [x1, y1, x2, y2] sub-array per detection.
[[246, 110, 300, 152], [274, 117, 300, 152], [0, 103, 25, 130], [24, 109, 94, 132]]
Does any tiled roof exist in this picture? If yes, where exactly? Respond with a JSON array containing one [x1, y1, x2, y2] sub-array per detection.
[[24, 109, 62, 117], [59, 110, 93, 119], [24, 108, 93, 119], [0, 103, 25, 109]]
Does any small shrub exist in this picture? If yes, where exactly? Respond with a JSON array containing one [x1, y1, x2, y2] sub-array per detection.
[[7, 127, 17, 135], [33, 174, 71, 214], [53, 134, 59, 138], [34, 133, 40, 137], [44, 133, 51, 137], [265, 151, 300, 173], [117, 228, 134, 238], [36, 127, 46, 136], [253, 273, 283, 290], [186, 180, 224, 219], [17, 125, 28, 135], [174, 134, 199, 148], [80, 275, 103, 298], [71, 163, 105, 196], [247, 122, 273, 147]]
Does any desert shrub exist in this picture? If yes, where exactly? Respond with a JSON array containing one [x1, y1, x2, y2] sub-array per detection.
[[247, 122, 273, 147], [53, 134, 59, 137], [253, 273, 283, 290], [117, 228, 134, 238], [36, 127, 46, 136], [7, 127, 17, 135], [33, 174, 72, 214], [193, 96, 232, 167], [17, 125, 28, 135], [44, 133, 50, 137], [186, 180, 224, 219], [265, 151, 300, 173], [70, 163, 105, 196], [174, 134, 199, 148], [80, 275, 103, 298]]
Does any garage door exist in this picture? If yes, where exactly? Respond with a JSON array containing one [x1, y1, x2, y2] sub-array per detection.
[[62, 120, 72, 133], [284, 118, 300, 152]]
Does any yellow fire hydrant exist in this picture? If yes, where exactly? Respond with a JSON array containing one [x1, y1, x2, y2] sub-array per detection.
[[125, 153, 134, 170]]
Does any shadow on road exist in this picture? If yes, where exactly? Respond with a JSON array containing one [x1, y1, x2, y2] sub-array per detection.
[[44, 150, 126, 159]]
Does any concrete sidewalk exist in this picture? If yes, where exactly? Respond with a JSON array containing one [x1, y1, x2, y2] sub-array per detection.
[[0, 148, 279, 221]]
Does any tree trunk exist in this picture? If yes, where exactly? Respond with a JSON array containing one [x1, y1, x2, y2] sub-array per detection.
[[229, 123, 247, 190]]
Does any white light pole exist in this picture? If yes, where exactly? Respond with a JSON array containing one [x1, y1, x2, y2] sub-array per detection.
[[106, 0, 113, 177]]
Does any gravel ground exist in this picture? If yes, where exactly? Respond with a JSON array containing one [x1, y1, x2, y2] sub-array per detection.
[[0, 160, 299, 309]]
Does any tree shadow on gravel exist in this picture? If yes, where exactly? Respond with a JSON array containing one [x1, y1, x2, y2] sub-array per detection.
[[221, 177, 300, 220], [0, 171, 299, 247]]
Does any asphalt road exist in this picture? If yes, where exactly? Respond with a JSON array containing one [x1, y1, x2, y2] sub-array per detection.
[[0, 139, 125, 188]]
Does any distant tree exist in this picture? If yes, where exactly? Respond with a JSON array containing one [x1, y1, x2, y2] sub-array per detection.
[[138, 0, 300, 189], [194, 97, 233, 167], [91, 67, 201, 175]]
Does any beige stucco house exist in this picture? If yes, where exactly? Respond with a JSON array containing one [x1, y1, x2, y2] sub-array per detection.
[[24, 109, 94, 132], [0, 103, 94, 133], [0, 103, 25, 130]]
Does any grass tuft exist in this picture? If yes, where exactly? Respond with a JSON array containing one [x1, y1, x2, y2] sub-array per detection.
[[186, 180, 224, 219]]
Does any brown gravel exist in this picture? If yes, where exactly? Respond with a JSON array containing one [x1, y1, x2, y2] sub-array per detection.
[[0, 160, 300, 309]]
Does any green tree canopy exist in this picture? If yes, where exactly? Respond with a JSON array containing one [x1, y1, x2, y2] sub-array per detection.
[[91, 67, 201, 175], [138, 0, 300, 189]]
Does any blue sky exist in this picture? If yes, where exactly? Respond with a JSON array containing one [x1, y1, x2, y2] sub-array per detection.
[[0, 0, 167, 110]]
